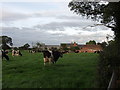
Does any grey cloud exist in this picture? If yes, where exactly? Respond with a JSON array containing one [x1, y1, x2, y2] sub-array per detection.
[[56, 15, 110, 31], [34, 20, 110, 34], [57, 15, 84, 20], [34, 21, 96, 31], [34, 22, 65, 31], [1, 11, 32, 21], [47, 33, 106, 45], [1, 26, 63, 46]]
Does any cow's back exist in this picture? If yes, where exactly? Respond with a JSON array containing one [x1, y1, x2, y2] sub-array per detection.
[[52, 51, 62, 61], [43, 51, 51, 58]]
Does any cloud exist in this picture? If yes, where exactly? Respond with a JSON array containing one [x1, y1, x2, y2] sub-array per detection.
[[1, 0, 72, 2], [1, 26, 48, 46], [34, 20, 110, 34], [34, 21, 97, 31], [0, 10, 33, 21], [57, 15, 84, 20], [1, 9, 70, 22], [1, 2, 70, 22], [1, 25, 114, 47]]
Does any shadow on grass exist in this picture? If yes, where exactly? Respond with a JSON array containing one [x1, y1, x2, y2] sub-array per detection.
[[53, 64, 73, 67]]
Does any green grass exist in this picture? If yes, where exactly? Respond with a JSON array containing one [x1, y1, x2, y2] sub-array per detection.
[[2, 51, 99, 88]]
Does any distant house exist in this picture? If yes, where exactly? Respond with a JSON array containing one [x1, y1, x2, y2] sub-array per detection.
[[78, 45, 84, 49], [78, 45, 103, 53], [72, 42, 78, 46], [46, 45, 60, 49]]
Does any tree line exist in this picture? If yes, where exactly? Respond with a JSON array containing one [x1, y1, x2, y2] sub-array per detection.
[[0, 36, 45, 51]]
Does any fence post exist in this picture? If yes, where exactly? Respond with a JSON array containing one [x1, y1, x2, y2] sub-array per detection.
[[107, 69, 117, 90]]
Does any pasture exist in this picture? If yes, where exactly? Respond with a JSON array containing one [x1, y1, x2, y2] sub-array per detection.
[[2, 51, 99, 88]]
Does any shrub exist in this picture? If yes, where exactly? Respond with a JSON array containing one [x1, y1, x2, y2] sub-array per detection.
[[98, 41, 120, 88]]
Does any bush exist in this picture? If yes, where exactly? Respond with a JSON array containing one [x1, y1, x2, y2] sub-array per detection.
[[98, 41, 120, 88]]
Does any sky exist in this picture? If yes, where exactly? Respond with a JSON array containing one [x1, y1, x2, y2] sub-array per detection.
[[0, 0, 114, 47]]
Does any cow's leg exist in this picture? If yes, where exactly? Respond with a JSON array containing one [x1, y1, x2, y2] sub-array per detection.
[[50, 57, 54, 64], [48, 58, 51, 65], [52, 59, 55, 64], [44, 58, 46, 66], [44, 62, 46, 66], [5, 55, 9, 61], [12, 53, 15, 57], [2, 55, 4, 60]]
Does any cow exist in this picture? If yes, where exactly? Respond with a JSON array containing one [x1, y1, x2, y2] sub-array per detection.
[[29, 50, 36, 53], [16, 50, 22, 56], [42, 50, 63, 66], [12, 49, 22, 56], [1, 50, 9, 61], [52, 50, 63, 63], [12, 49, 16, 56]]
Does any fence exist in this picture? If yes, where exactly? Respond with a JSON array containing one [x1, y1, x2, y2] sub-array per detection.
[[107, 70, 117, 89]]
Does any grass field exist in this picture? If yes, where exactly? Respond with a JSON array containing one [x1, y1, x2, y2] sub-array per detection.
[[2, 51, 99, 88]]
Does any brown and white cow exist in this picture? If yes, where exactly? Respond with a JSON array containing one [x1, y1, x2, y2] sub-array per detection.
[[12, 50, 22, 56]]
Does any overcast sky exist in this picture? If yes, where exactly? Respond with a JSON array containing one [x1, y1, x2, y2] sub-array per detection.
[[0, 0, 114, 47]]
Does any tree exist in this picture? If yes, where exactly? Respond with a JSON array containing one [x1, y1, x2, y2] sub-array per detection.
[[70, 46, 79, 51], [36, 42, 45, 51], [61, 44, 69, 51], [19, 43, 30, 50], [23, 43, 30, 50], [86, 40, 96, 45], [68, 1, 120, 87], [61, 44, 67, 48], [36, 42, 42, 48], [0, 36, 13, 50], [98, 41, 107, 48], [108, 40, 115, 45], [68, 1, 120, 42]]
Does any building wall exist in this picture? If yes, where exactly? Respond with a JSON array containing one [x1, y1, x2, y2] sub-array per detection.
[[78, 45, 103, 53]]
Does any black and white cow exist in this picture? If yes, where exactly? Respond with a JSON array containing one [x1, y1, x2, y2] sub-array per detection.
[[1, 50, 9, 61], [42, 50, 63, 65]]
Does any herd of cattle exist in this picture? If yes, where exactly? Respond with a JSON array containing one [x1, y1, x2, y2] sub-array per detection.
[[1, 50, 22, 61], [1, 49, 102, 65], [1, 49, 63, 65]]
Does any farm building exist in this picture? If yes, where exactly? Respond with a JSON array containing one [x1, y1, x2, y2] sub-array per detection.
[[78, 45, 84, 49], [60, 42, 79, 48], [78, 45, 103, 53], [46, 45, 60, 49]]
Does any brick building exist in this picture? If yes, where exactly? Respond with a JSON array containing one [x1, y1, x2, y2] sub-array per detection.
[[79, 45, 103, 53]]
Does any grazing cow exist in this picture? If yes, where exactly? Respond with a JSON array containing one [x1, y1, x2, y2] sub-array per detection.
[[52, 50, 63, 63], [61, 51, 69, 54], [12, 49, 22, 56], [74, 50, 79, 53], [1, 50, 9, 61], [42, 50, 63, 66], [94, 50, 103, 54], [17, 50, 22, 56], [28, 50, 36, 53], [12, 49, 16, 56]]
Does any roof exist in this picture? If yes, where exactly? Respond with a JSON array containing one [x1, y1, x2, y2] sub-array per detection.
[[46, 45, 60, 48], [78, 45, 85, 48], [60, 43, 71, 45], [81, 45, 103, 50]]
